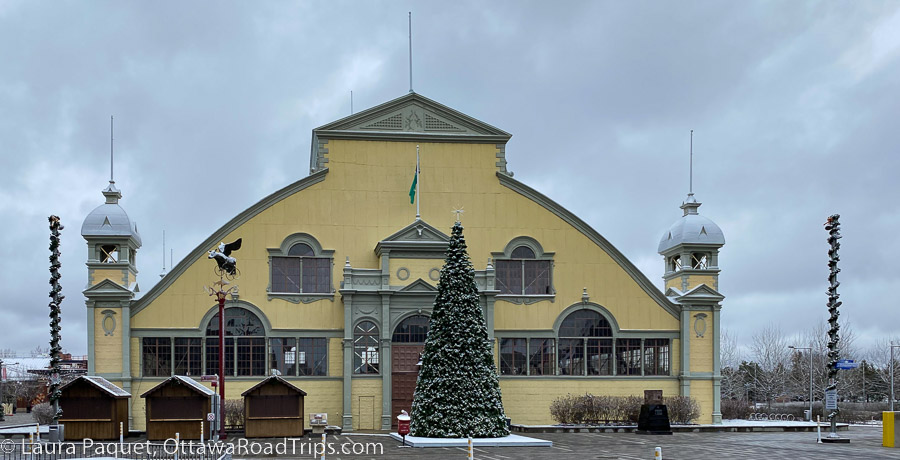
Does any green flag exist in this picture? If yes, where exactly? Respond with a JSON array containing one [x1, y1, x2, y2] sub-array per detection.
[[409, 165, 418, 204]]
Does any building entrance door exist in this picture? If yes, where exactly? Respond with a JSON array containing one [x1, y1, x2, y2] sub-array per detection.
[[391, 314, 430, 428]]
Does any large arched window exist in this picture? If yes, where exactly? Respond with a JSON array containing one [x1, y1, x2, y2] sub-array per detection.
[[558, 310, 613, 376], [268, 234, 334, 296], [493, 237, 554, 297], [392, 315, 430, 343], [205, 307, 265, 377], [354, 321, 380, 374]]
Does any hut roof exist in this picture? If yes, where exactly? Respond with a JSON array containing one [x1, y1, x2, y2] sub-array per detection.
[[60, 376, 131, 398], [141, 375, 215, 398], [241, 376, 308, 396]]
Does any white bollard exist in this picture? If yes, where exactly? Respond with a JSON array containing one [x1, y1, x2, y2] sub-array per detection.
[[320, 432, 327, 460], [468, 437, 474, 460], [35, 423, 40, 442], [816, 415, 822, 443], [175, 432, 180, 460], [200, 421, 204, 445], [655, 446, 662, 459], [120, 421, 124, 445]]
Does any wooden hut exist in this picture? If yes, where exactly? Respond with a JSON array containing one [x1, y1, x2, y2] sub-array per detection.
[[58, 376, 130, 440], [141, 376, 214, 440], [242, 376, 307, 438]]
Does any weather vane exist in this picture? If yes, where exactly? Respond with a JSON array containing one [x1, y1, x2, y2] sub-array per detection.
[[208, 238, 242, 279]]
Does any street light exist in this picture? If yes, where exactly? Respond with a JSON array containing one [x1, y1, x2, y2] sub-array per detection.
[[789, 346, 813, 421], [891, 341, 900, 412]]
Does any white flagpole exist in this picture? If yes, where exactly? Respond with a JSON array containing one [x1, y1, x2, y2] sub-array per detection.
[[416, 144, 420, 220]]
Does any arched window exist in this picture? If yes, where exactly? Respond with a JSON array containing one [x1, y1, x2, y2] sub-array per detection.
[[558, 310, 612, 376], [269, 234, 334, 296], [493, 238, 554, 297], [205, 307, 265, 377], [354, 321, 380, 374], [392, 315, 430, 343]]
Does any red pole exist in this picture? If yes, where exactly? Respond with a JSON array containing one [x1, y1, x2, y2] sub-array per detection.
[[217, 292, 227, 440]]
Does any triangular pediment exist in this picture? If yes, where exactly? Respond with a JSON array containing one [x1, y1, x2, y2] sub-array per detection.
[[676, 283, 724, 303], [382, 219, 450, 243], [398, 278, 438, 293], [314, 93, 511, 140], [83, 278, 135, 300]]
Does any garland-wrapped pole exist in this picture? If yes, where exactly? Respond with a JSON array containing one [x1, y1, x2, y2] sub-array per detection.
[[824, 214, 841, 437], [48, 215, 64, 424]]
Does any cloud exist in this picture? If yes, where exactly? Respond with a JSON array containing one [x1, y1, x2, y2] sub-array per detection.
[[0, 1, 898, 356]]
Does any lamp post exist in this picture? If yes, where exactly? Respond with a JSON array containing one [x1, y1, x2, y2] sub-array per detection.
[[0, 358, 5, 422], [891, 341, 900, 412], [789, 346, 813, 421]]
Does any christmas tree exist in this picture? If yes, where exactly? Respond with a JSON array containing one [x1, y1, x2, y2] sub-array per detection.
[[410, 220, 509, 438]]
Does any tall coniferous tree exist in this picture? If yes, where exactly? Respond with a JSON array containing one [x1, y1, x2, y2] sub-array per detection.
[[410, 221, 508, 438]]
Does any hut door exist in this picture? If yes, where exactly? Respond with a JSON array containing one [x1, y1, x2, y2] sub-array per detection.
[[391, 344, 423, 427]]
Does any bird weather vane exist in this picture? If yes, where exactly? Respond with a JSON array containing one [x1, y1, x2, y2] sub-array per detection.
[[208, 238, 242, 279]]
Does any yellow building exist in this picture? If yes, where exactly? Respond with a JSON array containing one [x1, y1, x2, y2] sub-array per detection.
[[80, 92, 725, 432]]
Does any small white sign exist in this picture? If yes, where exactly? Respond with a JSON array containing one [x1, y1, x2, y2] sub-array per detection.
[[207, 412, 216, 422], [825, 389, 837, 410]]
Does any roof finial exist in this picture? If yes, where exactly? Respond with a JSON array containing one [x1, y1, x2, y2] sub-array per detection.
[[110, 115, 115, 184], [408, 12, 414, 93], [689, 129, 693, 196], [102, 116, 122, 204]]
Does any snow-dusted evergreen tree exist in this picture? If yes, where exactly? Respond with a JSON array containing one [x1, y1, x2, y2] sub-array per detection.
[[410, 221, 508, 438]]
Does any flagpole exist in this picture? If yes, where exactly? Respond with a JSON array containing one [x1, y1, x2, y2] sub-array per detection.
[[416, 144, 420, 220]]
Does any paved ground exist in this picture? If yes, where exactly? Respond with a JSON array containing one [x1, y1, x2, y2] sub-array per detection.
[[292, 426, 898, 459]]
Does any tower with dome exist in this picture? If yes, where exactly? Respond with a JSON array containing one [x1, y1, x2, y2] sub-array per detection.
[[659, 191, 726, 424]]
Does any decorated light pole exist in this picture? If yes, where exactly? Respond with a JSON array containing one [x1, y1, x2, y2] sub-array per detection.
[[205, 238, 241, 440], [48, 215, 64, 425], [822, 214, 848, 443]]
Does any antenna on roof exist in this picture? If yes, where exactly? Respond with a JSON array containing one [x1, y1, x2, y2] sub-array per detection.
[[408, 12, 413, 93], [689, 129, 693, 195], [110, 116, 115, 184]]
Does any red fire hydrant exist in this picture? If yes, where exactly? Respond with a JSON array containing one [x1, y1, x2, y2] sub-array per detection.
[[397, 410, 411, 446]]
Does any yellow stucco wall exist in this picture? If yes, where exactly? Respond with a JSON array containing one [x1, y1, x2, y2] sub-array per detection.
[[351, 379, 382, 431], [91, 268, 126, 285], [500, 378, 681, 425], [132, 139, 677, 334], [388, 258, 441, 286], [94, 309, 122, 374], [327, 338, 343, 377], [690, 379, 714, 423], [685, 275, 717, 291], [689, 319, 714, 374]]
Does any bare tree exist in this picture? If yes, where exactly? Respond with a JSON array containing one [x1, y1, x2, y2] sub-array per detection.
[[750, 323, 791, 408], [720, 329, 746, 400]]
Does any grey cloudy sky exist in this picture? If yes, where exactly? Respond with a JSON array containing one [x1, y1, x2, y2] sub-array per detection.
[[1, 1, 898, 357]]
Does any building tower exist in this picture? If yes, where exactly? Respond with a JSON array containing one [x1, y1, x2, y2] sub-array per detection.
[[81, 179, 141, 400], [658, 193, 724, 292], [658, 191, 725, 423]]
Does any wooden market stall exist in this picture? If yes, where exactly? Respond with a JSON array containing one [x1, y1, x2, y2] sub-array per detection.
[[58, 376, 130, 440], [242, 376, 307, 438], [141, 375, 214, 440]]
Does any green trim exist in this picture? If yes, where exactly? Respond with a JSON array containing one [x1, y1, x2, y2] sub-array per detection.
[[497, 172, 679, 319], [131, 168, 329, 316]]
